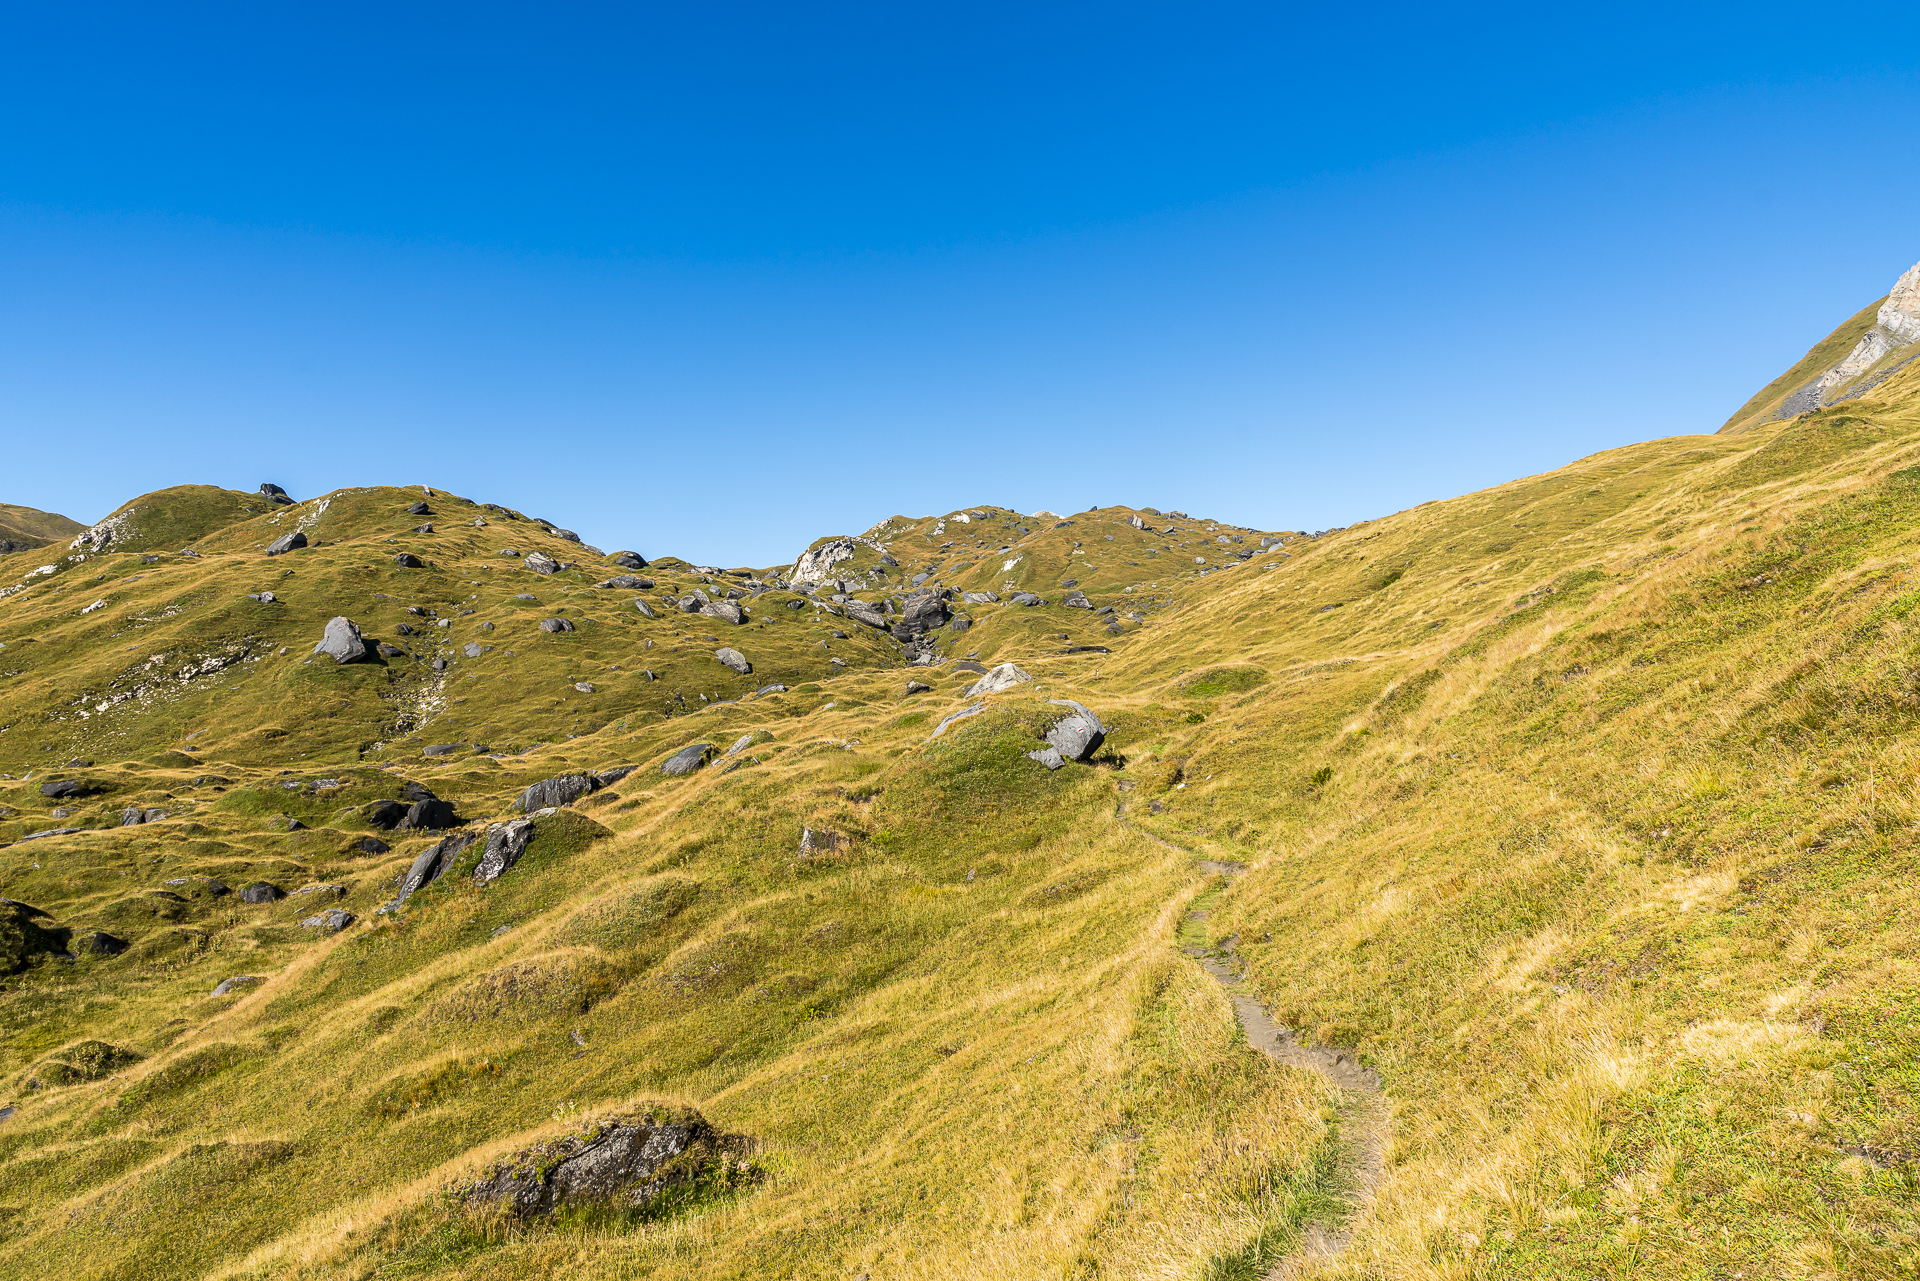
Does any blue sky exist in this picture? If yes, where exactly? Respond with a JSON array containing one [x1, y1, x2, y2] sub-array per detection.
[[4, 3, 1920, 566]]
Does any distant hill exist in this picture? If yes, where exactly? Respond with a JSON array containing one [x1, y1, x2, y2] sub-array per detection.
[[0, 501, 85, 555]]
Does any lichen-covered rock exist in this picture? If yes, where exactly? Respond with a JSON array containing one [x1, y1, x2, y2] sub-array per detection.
[[843, 599, 887, 629], [515, 774, 595, 811], [662, 743, 711, 775], [540, 617, 576, 634], [390, 831, 475, 907], [298, 908, 355, 933], [702, 599, 746, 625], [714, 647, 751, 674], [451, 1108, 755, 1219], [525, 552, 560, 575]]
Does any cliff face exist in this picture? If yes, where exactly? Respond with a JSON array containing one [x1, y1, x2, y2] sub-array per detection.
[[1720, 257, 1920, 433]]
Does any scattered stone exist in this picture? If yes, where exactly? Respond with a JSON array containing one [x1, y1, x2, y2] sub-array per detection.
[[1026, 746, 1065, 770], [298, 908, 355, 933], [313, 616, 370, 664], [612, 551, 648, 569], [964, 662, 1032, 696], [357, 837, 391, 855], [953, 660, 989, 674], [661, 743, 712, 775], [391, 832, 476, 906], [702, 599, 746, 625], [248, 591, 278, 604], [407, 501, 431, 515], [1062, 590, 1092, 609], [906, 681, 931, 694], [394, 553, 425, 568], [540, 617, 576, 633], [451, 1108, 750, 1220], [39, 779, 92, 799], [293, 883, 348, 898], [464, 642, 484, 658], [119, 807, 166, 826], [1063, 645, 1111, 654], [1010, 592, 1044, 606], [962, 591, 1000, 603], [422, 744, 461, 758], [574, 681, 596, 694], [843, 599, 888, 629], [364, 800, 408, 828], [76, 931, 127, 956], [397, 798, 458, 830], [593, 765, 637, 787], [930, 702, 987, 738], [238, 882, 286, 904], [212, 975, 266, 996], [20, 826, 84, 842], [727, 734, 755, 756], [552, 529, 582, 544], [260, 482, 294, 505], [799, 828, 848, 855], [894, 594, 950, 637], [515, 774, 596, 811], [472, 819, 535, 887], [1128, 513, 1148, 529], [414, 523, 434, 534], [265, 531, 307, 556], [598, 574, 654, 590], [526, 552, 560, 575], [950, 615, 972, 633], [754, 683, 787, 695], [714, 648, 752, 674], [633, 599, 657, 618], [283, 816, 306, 831]]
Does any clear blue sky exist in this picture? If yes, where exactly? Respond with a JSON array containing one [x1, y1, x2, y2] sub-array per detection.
[[4, 3, 1919, 566]]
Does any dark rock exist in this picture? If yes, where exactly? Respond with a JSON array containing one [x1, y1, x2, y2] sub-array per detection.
[[525, 552, 561, 575], [515, 774, 596, 811], [119, 807, 166, 826], [612, 551, 648, 569], [313, 617, 369, 664], [265, 530, 307, 556], [953, 660, 989, 674], [76, 931, 127, 956], [1097, 604, 1115, 614], [1062, 590, 1092, 609], [394, 623, 416, 636], [472, 819, 535, 886], [1060, 579, 1079, 589], [19, 827, 84, 842], [594, 765, 637, 787], [1009, 592, 1044, 606], [714, 647, 751, 674], [661, 743, 711, 775], [401, 781, 438, 803], [298, 908, 355, 933], [949, 615, 972, 633], [394, 553, 425, 569], [284, 817, 306, 831], [357, 837, 391, 855], [540, 617, 576, 633], [407, 502, 431, 515], [1063, 645, 1111, 654], [785, 599, 805, 611], [597, 574, 654, 590], [906, 681, 931, 694], [391, 831, 476, 906], [397, 799, 458, 830], [260, 483, 294, 505], [376, 642, 406, 659], [39, 779, 93, 799], [453, 1109, 747, 1220], [238, 881, 286, 904], [895, 594, 950, 636], [363, 800, 409, 829], [552, 529, 582, 544], [212, 975, 266, 996]]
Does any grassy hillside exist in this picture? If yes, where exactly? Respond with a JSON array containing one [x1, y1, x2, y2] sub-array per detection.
[[2, 359, 1920, 1277], [0, 501, 86, 553]]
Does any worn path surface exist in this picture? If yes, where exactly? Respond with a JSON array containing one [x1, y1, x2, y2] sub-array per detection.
[[1185, 857, 1390, 1280]]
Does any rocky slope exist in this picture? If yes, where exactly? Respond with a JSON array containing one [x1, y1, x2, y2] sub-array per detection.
[[0, 277, 1918, 1279]]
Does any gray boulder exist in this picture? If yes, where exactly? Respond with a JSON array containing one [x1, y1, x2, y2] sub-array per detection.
[[473, 819, 535, 887], [929, 702, 986, 739], [212, 975, 266, 996], [39, 778, 91, 799], [394, 553, 424, 568], [702, 600, 746, 625], [265, 531, 307, 556], [540, 617, 576, 633], [464, 642, 484, 658], [298, 908, 355, 933], [843, 599, 888, 629], [661, 743, 711, 775], [598, 574, 653, 589], [238, 882, 285, 904], [906, 681, 931, 694], [964, 662, 1032, 697], [1043, 699, 1107, 760], [423, 744, 460, 757], [612, 551, 648, 569], [633, 598, 656, 617], [895, 594, 950, 636], [552, 529, 582, 543], [120, 806, 165, 826], [593, 765, 637, 787], [727, 733, 755, 756], [77, 931, 128, 955], [525, 552, 560, 575], [313, 617, 369, 664], [516, 774, 596, 811], [1009, 592, 1044, 606], [454, 1110, 734, 1219], [396, 798, 457, 829], [260, 483, 293, 505], [1026, 746, 1065, 770], [1062, 590, 1092, 609], [962, 591, 1000, 604], [714, 648, 752, 674], [407, 501, 430, 515], [1128, 514, 1148, 530]]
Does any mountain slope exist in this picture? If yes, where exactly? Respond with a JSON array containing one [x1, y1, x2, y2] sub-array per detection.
[[1, 288, 1919, 1278], [0, 501, 85, 555]]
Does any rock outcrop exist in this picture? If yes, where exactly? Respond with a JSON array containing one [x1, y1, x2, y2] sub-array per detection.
[[452, 1108, 754, 1219], [313, 617, 368, 664]]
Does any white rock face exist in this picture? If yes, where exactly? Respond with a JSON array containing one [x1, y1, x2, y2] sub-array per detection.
[[790, 538, 857, 586], [1880, 260, 1920, 344]]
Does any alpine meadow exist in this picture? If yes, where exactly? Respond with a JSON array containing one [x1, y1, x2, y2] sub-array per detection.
[[4, 258, 1920, 1281]]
